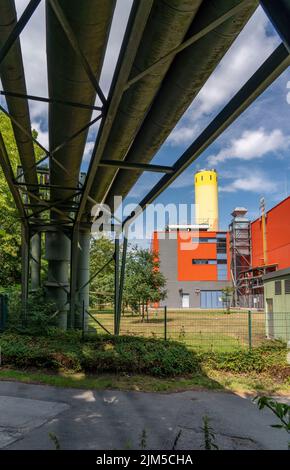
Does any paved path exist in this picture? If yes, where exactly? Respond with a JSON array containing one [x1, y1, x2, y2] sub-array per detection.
[[0, 381, 288, 450]]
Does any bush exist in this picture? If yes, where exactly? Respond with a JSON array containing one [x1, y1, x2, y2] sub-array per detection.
[[0, 332, 201, 377], [202, 340, 287, 373], [6, 289, 58, 335]]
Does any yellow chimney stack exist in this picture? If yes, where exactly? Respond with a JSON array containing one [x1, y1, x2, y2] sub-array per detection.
[[194, 169, 219, 231]]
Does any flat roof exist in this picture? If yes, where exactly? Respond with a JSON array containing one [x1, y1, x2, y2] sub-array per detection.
[[263, 267, 290, 281]]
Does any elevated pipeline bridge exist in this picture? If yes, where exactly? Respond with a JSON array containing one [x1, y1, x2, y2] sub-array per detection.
[[0, 0, 289, 331]]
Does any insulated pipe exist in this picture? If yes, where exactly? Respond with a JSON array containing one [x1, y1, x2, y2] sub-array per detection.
[[45, 231, 70, 329], [104, 0, 258, 209], [0, 0, 38, 190], [88, 0, 203, 206], [31, 232, 41, 290], [46, 0, 116, 204], [76, 228, 91, 331], [45, 0, 116, 329]]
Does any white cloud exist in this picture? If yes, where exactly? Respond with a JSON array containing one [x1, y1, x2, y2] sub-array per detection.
[[208, 128, 288, 165], [170, 170, 195, 189], [15, 0, 48, 119], [31, 121, 49, 150], [167, 124, 200, 146], [220, 172, 278, 194], [167, 7, 280, 147], [83, 141, 95, 163]]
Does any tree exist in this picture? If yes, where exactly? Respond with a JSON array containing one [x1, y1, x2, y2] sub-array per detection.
[[124, 246, 167, 317], [221, 286, 234, 313], [0, 112, 22, 287], [0, 112, 44, 288], [89, 238, 167, 316], [89, 236, 115, 308]]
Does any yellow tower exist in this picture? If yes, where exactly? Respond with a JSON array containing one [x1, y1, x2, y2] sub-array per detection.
[[194, 169, 219, 231]]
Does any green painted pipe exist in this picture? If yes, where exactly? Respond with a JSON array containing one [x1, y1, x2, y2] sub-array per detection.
[[46, 0, 116, 204], [0, 0, 38, 190], [45, 230, 70, 329], [104, 0, 258, 210], [30, 232, 41, 291], [77, 228, 91, 330], [88, 0, 203, 206]]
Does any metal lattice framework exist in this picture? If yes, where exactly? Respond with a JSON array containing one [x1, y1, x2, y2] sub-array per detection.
[[0, 0, 289, 331]]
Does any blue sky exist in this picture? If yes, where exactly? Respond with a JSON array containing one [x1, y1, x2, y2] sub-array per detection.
[[8, 1, 290, 242]]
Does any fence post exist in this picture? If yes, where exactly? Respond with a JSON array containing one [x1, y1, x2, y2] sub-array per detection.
[[248, 310, 252, 350], [164, 306, 167, 341]]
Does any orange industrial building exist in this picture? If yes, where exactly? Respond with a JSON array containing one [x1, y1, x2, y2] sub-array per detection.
[[251, 197, 290, 269], [153, 170, 290, 309]]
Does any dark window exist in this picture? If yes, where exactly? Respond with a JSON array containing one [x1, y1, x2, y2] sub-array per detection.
[[217, 259, 227, 265], [275, 280, 282, 295], [217, 236, 227, 253], [217, 244, 227, 254], [192, 237, 216, 244], [285, 279, 290, 294], [192, 259, 216, 265]]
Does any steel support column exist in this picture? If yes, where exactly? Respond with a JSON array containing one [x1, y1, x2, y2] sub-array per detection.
[[116, 234, 128, 335], [30, 232, 41, 291]]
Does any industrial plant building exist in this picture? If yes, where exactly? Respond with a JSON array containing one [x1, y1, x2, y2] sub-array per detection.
[[153, 169, 290, 310]]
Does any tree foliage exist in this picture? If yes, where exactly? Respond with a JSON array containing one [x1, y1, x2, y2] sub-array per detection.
[[124, 245, 167, 314], [90, 236, 115, 307], [0, 112, 44, 287], [89, 237, 167, 313], [0, 112, 22, 287]]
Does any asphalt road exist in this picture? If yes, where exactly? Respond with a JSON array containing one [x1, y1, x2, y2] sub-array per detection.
[[0, 380, 288, 450]]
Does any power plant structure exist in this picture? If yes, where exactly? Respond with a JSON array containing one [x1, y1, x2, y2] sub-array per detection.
[[153, 169, 231, 309], [195, 169, 219, 231], [153, 170, 290, 310]]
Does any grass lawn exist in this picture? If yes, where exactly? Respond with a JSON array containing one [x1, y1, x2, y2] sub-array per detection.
[[0, 330, 288, 396], [90, 309, 266, 352], [0, 365, 288, 396]]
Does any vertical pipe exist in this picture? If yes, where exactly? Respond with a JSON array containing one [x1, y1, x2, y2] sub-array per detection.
[[261, 203, 268, 265], [77, 227, 91, 331], [45, 230, 70, 329], [21, 224, 29, 325], [114, 236, 120, 335], [30, 232, 41, 291], [116, 234, 128, 335], [69, 226, 79, 329]]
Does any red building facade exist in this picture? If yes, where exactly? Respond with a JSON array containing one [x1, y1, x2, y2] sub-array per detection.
[[251, 196, 290, 270]]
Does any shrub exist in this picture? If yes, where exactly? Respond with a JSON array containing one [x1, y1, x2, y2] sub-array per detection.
[[6, 289, 58, 335], [0, 332, 201, 377], [202, 341, 287, 373]]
